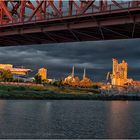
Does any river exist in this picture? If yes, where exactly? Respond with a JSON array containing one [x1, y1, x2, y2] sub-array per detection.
[[0, 100, 139, 139]]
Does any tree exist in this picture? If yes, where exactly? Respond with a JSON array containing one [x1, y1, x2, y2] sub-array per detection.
[[34, 74, 42, 84], [52, 80, 63, 87], [0, 69, 13, 82]]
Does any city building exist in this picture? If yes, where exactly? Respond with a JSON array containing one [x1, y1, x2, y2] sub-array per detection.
[[38, 68, 47, 80], [63, 67, 93, 87], [0, 64, 13, 69], [111, 59, 133, 86], [0, 64, 31, 75], [63, 66, 80, 86], [9, 68, 31, 75], [79, 68, 93, 87]]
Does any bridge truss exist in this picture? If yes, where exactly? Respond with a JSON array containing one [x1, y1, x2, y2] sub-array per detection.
[[0, 0, 140, 46], [0, 0, 140, 24]]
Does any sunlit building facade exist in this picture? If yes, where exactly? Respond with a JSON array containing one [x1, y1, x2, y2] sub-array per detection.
[[63, 67, 93, 87], [0, 64, 13, 69], [79, 68, 93, 87], [38, 68, 47, 80], [111, 59, 133, 86], [0, 64, 31, 75], [63, 66, 80, 86]]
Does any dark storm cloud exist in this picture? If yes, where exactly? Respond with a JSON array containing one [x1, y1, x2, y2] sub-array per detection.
[[0, 39, 140, 81]]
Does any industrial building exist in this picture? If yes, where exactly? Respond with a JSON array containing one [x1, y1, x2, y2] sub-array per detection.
[[38, 68, 47, 81], [63, 66, 80, 86], [63, 66, 93, 87], [0, 64, 31, 75], [111, 59, 133, 86], [79, 68, 93, 87]]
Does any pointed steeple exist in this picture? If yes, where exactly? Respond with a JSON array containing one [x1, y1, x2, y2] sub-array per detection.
[[71, 66, 74, 77], [83, 68, 86, 79]]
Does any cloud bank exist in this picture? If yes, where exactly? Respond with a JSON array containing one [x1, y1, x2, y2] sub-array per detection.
[[0, 39, 140, 81]]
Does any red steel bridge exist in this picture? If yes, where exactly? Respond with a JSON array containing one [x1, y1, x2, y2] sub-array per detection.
[[0, 0, 140, 46]]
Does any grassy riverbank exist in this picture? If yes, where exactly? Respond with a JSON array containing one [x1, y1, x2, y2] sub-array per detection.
[[0, 84, 100, 100], [0, 84, 140, 100]]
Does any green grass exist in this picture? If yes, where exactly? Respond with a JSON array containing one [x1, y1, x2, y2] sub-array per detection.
[[0, 84, 101, 99], [0, 84, 139, 100]]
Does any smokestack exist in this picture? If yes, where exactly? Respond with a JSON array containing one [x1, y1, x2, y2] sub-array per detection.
[[72, 66, 74, 77], [83, 68, 86, 79]]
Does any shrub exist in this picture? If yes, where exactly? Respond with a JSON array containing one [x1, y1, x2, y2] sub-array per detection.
[[34, 74, 42, 84]]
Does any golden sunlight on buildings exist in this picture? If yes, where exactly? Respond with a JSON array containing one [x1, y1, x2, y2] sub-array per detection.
[[0, 64, 13, 69], [63, 66, 93, 87], [38, 68, 47, 80], [79, 68, 93, 87], [111, 59, 133, 86], [0, 64, 31, 75], [63, 66, 80, 86]]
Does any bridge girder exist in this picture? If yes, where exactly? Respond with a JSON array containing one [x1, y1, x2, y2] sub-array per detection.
[[0, 0, 140, 46], [0, 0, 140, 25]]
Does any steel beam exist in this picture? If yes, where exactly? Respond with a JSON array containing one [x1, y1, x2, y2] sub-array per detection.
[[0, 0, 140, 46], [0, 0, 139, 25]]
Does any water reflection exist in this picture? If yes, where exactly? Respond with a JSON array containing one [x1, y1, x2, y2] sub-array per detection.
[[0, 100, 139, 139], [105, 101, 129, 138], [0, 100, 5, 110], [0, 100, 6, 125]]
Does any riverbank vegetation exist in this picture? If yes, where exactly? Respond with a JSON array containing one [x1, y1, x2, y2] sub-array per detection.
[[0, 84, 139, 100], [0, 84, 101, 100]]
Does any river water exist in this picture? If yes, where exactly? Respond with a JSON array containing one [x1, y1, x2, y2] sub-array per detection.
[[0, 100, 139, 139]]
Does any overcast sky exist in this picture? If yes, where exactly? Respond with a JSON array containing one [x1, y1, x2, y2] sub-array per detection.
[[0, 39, 140, 81]]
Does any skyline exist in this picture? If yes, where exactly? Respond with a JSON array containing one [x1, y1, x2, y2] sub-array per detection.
[[0, 38, 140, 81]]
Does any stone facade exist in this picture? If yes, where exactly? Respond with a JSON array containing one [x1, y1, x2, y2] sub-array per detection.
[[38, 68, 47, 80], [111, 58, 132, 86]]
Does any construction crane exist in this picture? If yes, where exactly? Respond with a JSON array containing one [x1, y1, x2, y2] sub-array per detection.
[[106, 72, 110, 82]]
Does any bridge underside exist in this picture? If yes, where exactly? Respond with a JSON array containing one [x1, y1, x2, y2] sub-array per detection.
[[0, 8, 140, 46]]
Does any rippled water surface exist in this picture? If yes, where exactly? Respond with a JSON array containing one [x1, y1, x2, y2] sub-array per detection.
[[0, 100, 139, 139]]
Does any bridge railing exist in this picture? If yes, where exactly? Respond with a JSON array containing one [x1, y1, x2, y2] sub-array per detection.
[[0, 1, 139, 27]]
